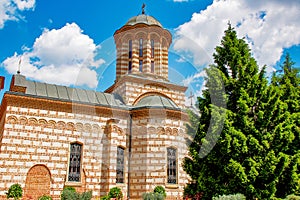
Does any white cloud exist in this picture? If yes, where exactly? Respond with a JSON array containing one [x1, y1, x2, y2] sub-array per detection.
[[0, 0, 35, 28], [2, 23, 105, 88], [174, 0, 300, 72]]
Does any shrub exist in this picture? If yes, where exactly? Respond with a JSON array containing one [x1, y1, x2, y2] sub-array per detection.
[[100, 195, 110, 200], [6, 183, 23, 200], [153, 186, 166, 199], [38, 195, 53, 200], [142, 192, 164, 200], [285, 195, 300, 200], [108, 187, 123, 200], [80, 191, 93, 200], [60, 186, 92, 200], [212, 193, 246, 200]]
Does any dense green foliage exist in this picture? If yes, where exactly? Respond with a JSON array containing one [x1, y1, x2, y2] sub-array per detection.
[[38, 195, 53, 200], [6, 184, 23, 200], [108, 187, 123, 200], [142, 192, 164, 200], [153, 186, 166, 198], [142, 186, 166, 200], [60, 186, 92, 200], [183, 24, 300, 199], [212, 193, 246, 200]]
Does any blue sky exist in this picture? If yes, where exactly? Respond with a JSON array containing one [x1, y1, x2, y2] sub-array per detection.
[[0, 0, 300, 105]]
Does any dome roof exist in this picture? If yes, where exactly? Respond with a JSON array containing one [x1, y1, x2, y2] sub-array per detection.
[[125, 14, 162, 27], [135, 95, 178, 109]]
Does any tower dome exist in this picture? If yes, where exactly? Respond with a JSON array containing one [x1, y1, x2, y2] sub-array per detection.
[[125, 14, 162, 27]]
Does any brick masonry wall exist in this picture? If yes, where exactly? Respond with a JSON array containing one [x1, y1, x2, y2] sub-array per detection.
[[0, 104, 128, 200], [0, 93, 190, 200]]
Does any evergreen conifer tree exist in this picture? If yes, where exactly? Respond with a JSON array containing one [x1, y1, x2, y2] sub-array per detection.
[[183, 25, 298, 199]]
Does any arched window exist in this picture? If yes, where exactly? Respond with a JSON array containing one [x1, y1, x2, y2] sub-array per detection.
[[128, 40, 132, 73], [139, 38, 143, 57], [151, 61, 155, 73], [116, 146, 125, 183], [151, 39, 154, 58], [167, 147, 177, 184], [129, 40, 132, 59], [68, 143, 82, 182]]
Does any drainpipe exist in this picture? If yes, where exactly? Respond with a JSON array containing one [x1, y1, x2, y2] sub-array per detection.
[[127, 114, 133, 200]]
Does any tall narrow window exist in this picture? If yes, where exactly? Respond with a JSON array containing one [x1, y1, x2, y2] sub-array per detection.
[[139, 60, 143, 72], [68, 143, 82, 182], [116, 146, 125, 183], [128, 61, 132, 73], [151, 39, 155, 58], [151, 61, 155, 73], [139, 38, 143, 57], [167, 147, 177, 184], [129, 40, 132, 59]]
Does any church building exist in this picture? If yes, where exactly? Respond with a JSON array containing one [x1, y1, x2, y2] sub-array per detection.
[[0, 8, 191, 200]]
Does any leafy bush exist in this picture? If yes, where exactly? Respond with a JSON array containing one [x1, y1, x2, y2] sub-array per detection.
[[38, 195, 53, 200], [142, 192, 164, 200], [212, 193, 246, 200], [60, 186, 92, 200], [80, 191, 92, 200], [6, 183, 23, 200], [285, 195, 300, 200], [100, 195, 110, 200], [108, 187, 123, 200], [153, 186, 166, 199]]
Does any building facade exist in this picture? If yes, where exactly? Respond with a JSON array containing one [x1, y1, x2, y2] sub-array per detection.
[[0, 11, 191, 200]]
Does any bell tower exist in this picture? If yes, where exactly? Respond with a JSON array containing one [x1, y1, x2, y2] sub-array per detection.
[[106, 6, 186, 108], [113, 7, 172, 82]]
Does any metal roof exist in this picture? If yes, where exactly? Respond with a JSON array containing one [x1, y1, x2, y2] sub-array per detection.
[[125, 14, 162, 27], [12, 74, 126, 108], [135, 95, 179, 109]]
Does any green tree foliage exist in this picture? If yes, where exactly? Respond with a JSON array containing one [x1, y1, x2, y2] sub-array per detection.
[[183, 24, 299, 199], [212, 193, 246, 200], [271, 54, 300, 197], [153, 186, 166, 199], [108, 187, 123, 200], [6, 183, 23, 200], [38, 195, 53, 200]]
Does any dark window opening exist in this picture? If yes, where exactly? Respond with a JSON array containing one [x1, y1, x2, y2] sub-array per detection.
[[116, 146, 125, 183], [68, 143, 82, 182], [139, 60, 143, 72], [129, 61, 132, 73], [151, 39, 154, 58], [139, 38, 143, 57], [129, 40, 132, 59], [167, 147, 177, 184], [151, 61, 155, 73]]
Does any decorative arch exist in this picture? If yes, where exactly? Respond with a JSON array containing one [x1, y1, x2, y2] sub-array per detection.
[[6, 115, 17, 124], [66, 122, 75, 131], [47, 120, 56, 128], [24, 164, 51, 199], [56, 121, 66, 129], [28, 117, 38, 126], [38, 119, 48, 126], [19, 116, 28, 125], [75, 123, 84, 132]]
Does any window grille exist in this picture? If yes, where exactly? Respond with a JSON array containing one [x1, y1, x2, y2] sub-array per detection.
[[68, 143, 82, 182], [167, 147, 177, 184]]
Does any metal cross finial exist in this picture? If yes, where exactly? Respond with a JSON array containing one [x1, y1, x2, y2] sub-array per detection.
[[142, 3, 146, 14], [188, 91, 194, 107], [17, 57, 21, 74]]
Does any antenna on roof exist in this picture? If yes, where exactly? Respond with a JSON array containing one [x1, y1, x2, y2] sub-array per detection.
[[17, 57, 21, 74], [142, 3, 146, 14]]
